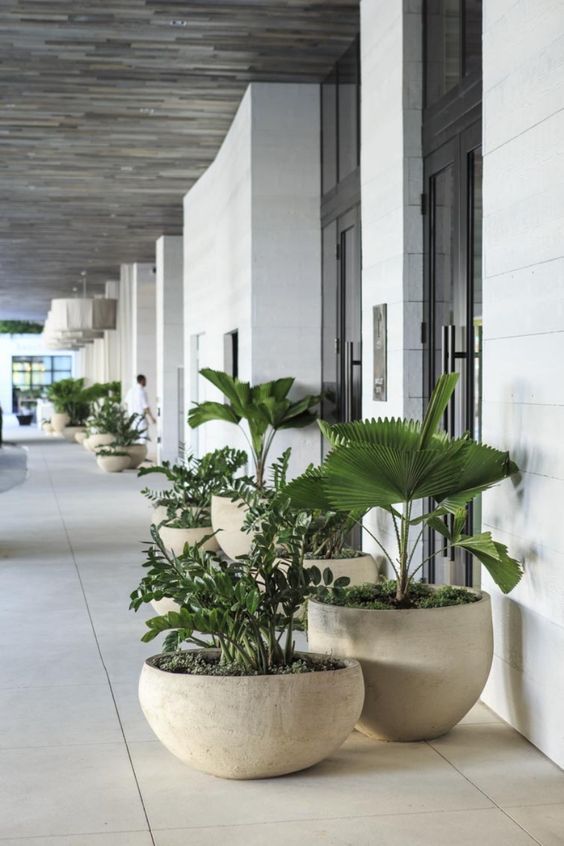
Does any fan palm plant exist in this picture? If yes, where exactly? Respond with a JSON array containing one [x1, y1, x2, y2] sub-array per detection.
[[285, 373, 522, 606], [187, 369, 320, 488]]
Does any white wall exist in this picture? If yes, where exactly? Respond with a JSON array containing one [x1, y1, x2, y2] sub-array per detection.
[[481, 0, 564, 769], [156, 236, 183, 462], [360, 0, 423, 558], [183, 82, 321, 477]]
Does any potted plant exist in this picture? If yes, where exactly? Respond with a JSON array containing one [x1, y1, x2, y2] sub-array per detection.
[[132, 501, 364, 779], [111, 410, 148, 468], [187, 369, 319, 558], [95, 445, 131, 473], [139, 447, 248, 527], [84, 398, 123, 452], [47, 378, 113, 439], [286, 373, 523, 742], [303, 508, 379, 586]]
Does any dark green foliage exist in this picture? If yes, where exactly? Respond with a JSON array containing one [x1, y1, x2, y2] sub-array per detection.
[[138, 447, 248, 521], [0, 320, 43, 334], [46, 378, 118, 424], [187, 369, 319, 487], [86, 397, 144, 442], [131, 498, 348, 674], [320, 580, 480, 610]]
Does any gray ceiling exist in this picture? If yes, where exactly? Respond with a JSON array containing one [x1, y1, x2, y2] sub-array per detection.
[[0, 1, 358, 320]]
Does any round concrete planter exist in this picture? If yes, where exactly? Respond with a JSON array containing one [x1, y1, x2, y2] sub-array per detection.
[[41, 421, 54, 435], [51, 412, 70, 434], [74, 430, 87, 445], [139, 649, 364, 779], [306, 553, 379, 587], [62, 426, 85, 443], [85, 432, 115, 453], [96, 454, 131, 473], [308, 591, 493, 742], [211, 495, 253, 559], [158, 524, 220, 557], [151, 504, 169, 526], [124, 443, 148, 469]]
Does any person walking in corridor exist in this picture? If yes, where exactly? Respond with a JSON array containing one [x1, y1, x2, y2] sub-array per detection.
[[125, 374, 156, 437]]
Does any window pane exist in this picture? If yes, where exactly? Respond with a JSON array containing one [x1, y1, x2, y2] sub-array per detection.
[[53, 356, 71, 371], [337, 43, 359, 182], [426, 0, 461, 104]]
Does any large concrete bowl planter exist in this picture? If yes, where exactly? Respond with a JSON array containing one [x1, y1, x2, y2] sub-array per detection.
[[139, 650, 364, 779], [96, 454, 131, 473], [124, 443, 148, 469], [158, 524, 220, 557], [74, 430, 87, 445], [211, 495, 253, 559], [51, 412, 70, 434], [85, 432, 115, 453], [62, 425, 85, 443], [308, 591, 493, 742], [306, 553, 379, 587]]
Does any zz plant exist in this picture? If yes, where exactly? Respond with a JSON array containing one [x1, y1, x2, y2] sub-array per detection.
[[286, 373, 523, 606], [138, 447, 248, 523], [132, 498, 348, 673], [187, 369, 320, 488]]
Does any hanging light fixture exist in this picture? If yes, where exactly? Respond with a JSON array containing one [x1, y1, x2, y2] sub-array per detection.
[[42, 271, 117, 348]]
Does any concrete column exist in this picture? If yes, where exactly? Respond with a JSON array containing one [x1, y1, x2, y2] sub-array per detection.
[[156, 236, 184, 462], [104, 280, 120, 383], [183, 82, 321, 476], [131, 262, 157, 454]]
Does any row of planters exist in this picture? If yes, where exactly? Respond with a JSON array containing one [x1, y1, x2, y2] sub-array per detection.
[[42, 378, 148, 472], [130, 369, 523, 780]]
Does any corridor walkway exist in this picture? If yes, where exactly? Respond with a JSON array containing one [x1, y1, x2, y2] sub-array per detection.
[[1, 434, 564, 845]]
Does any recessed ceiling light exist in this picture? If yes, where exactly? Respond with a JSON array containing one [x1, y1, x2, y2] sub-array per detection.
[[170, 19, 187, 26], [139, 107, 155, 115], [120, 166, 133, 172]]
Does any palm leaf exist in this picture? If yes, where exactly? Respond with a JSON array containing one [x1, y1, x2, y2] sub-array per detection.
[[284, 465, 334, 511], [319, 417, 425, 451], [321, 441, 468, 509], [199, 368, 251, 413], [187, 401, 241, 429], [418, 372, 459, 448], [437, 440, 518, 510], [454, 532, 523, 594]]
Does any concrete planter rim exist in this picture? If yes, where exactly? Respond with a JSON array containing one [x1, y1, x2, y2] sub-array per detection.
[[309, 587, 488, 617], [143, 648, 361, 679]]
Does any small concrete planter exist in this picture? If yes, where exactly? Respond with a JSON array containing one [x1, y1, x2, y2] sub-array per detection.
[[96, 454, 131, 473], [139, 649, 364, 779], [74, 430, 87, 445], [306, 553, 379, 587], [308, 592, 493, 742], [62, 426, 85, 443], [158, 524, 220, 557], [85, 432, 115, 453], [41, 421, 54, 435], [211, 495, 253, 559], [150, 596, 180, 616], [51, 412, 70, 434], [124, 443, 148, 469]]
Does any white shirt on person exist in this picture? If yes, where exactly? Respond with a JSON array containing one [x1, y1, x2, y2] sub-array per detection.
[[125, 384, 149, 418]]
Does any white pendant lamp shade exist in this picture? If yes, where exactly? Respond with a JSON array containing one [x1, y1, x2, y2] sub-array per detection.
[[42, 296, 117, 349]]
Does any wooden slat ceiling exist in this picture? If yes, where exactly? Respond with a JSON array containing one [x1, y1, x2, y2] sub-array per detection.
[[0, 0, 358, 319]]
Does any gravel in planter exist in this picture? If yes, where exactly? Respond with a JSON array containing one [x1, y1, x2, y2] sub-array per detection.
[[322, 580, 480, 611], [151, 651, 345, 676]]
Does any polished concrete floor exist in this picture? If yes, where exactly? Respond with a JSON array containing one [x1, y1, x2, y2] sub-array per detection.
[[1, 430, 564, 845]]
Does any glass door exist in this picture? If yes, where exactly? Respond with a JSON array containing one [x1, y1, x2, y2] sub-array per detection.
[[424, 121, 483, 586], [321, 205, 362, 444]]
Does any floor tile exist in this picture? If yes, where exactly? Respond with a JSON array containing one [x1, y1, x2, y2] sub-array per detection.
[[130, 732, 492, 831], [112, 682, 155, 743], [0, 833, 153, 846], [0, 683, 122, 748], [153, 807, 536, 846], [430, 723, 564, 808], [0, 743, 147, 838], [0, 641, 107, 689], [507, 802, 564, 845], [460, 701, 502, 725]]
